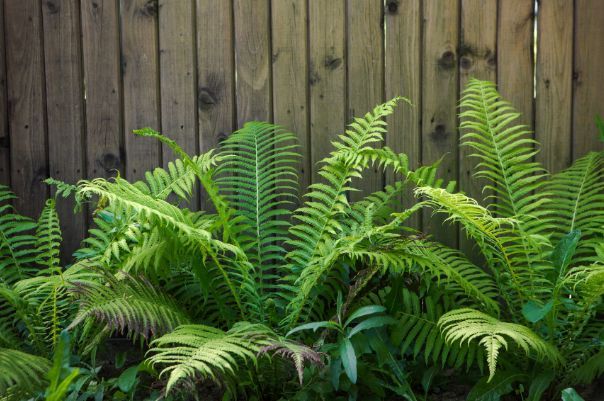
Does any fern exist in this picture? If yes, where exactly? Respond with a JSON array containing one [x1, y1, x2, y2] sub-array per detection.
[[68, 270, 190, 339], [0, 348, 50, 396], [216, 122, 298, 306], [35, 199, 62, 272], [0, 185, 38, 283], [438, 308, 563, 381], [460, 79, 551, 233], [548, 151, 604, 264], [148, 322, 275, 393], [284, 98, 405, 327]]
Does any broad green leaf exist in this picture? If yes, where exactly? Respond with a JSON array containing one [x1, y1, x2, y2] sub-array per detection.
[[561, 388, 585, 401], [347, 316, 397, 338], [344, 305, 386, 327], [339, 338, 357, 384], [550, 230, 581, 280], [467, 372, 526, 401], [330, 357, 342, 390], [527, 371, 554, 401], [522, 300, 553, 323], [286, 321, 339, 337], [117, 365, 139, 393]]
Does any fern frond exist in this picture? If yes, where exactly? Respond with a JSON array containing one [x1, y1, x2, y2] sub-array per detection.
[[0, 348, 50, 396], [217, 122, 299, 305], [460, 79, 551, 234], [147, 322, 275, 393], [0, 185, 38, 283], [548, 152, 604, 264], [68, 271, 190, 339], [285, 98, 404, 327], [35, 199, 62, 272], [391, 289, 484, 372], [259, 338, 325, 385], [134, 152, 218, 202], [438, 308, 563, 381]]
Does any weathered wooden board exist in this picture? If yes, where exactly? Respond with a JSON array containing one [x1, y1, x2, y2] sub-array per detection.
[[196, 0, 236, 209], [159, 0, 199, 207], [81, 0, 123, 180], [271, 0, 310, 195], [42, 0, 86, 256], [4, 0, 48, 216], [573, 0, 604, 158], [384, 0, 422, 229], [347, 0, 384, 200], [308, 0, 346, 184], [459, 0, 497, 258], [120, 0, 161, 180], [421, 0, 460, 247], [497, 0, 535, 129], [0, 0, 9, 186], [234, 0, 271, 124], [535, 0, 573, 173]]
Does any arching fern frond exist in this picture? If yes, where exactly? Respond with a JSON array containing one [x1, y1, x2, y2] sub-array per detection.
[[460, 79, 551, 234], [0, 347, 50, 397], [438, 308, 563, 381], [68, 271, 191, 340], [216, 122, 299, 303], [134, 152, 219, 202], [147, 322, 275, 393]]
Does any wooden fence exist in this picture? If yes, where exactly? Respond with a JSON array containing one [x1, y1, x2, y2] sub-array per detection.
[[1, 0, 603, 255]]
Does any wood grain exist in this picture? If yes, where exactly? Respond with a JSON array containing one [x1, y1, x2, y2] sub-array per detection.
[[120, 0, 161, 180], [573, 0, 604, 158], [234, 0, 271, 124], [42, 0, 86, 256], [196, 0, 236, 209], [81, 0, 123, 179], [159, 0, 198, 207], [459, 0, 497, 259], [347, 0, 384, 199], [271, 0, 310, 195], [4, 0, 48, 216], [498, 0, 534, 129], [535, 0, 573, 173], [421, 0, 460, 247], [384, 0, 421, 229], [0, 0, 9, 185], [308, 0, 346, 184]]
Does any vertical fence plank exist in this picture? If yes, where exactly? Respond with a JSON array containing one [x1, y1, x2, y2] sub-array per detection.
[[0, 0, 9, 185], [42, 0, 86, 256], [197, 0, 235, 209], [4, 0, 48, 216], [82, 0, 123, 180], [159, 0, 198, 207], [421, 0, 459, 247], [498, 0, 534, 129], [271, 0, 310, 196], [573, 0, 604, 158], [535, 0, 573, 173], [384, 0, 421, 228], [120, 0, 161, 180], [459, 0, 497, 258], [347, 0, 383, 199], [309, 0, 346, 183], [234, 0, 271, 124]]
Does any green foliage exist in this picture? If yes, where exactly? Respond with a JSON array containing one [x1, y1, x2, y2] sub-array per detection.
[[2, 78, 603, 400]]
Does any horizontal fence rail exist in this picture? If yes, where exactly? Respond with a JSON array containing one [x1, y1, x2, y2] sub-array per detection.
[[0, 0, 603, 255]]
